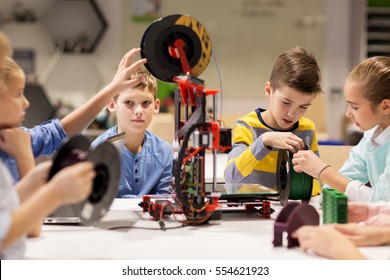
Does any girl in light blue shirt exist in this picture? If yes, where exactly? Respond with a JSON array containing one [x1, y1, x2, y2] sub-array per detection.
[[292, 56, 390, 202]]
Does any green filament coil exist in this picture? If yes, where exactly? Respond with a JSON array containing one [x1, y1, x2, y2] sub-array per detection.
[[276, 149, 313, 205]]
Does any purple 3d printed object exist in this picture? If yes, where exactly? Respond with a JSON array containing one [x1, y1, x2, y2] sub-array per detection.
[[273, 202, 319, 248]]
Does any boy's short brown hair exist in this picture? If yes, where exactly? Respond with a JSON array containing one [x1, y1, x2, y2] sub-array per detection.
[[269, 46, 322, 96], [130, 67, 158, 99], [112, 67, 158, 102]]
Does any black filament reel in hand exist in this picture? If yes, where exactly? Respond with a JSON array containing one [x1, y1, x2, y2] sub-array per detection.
[[140, 14, 212, 82], [48, 135, 121, 226]]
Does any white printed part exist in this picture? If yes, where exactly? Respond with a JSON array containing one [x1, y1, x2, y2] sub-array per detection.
[[81, 202, 94, 220]]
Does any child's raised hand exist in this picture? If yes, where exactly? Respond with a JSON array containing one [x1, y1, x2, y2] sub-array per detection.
[[261, 131, 304, 153], [110, 48, 147, 92], [49, 161, 95, 205]]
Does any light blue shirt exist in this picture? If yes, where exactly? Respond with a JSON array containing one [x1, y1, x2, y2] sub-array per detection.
[[327, 125, 390, 202], [92, 127, 173, 198], [0, 119, 67, 183], [0, 161, 25, 259]]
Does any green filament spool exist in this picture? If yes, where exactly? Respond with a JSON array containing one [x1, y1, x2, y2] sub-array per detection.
[[276, 149, 313, 205]]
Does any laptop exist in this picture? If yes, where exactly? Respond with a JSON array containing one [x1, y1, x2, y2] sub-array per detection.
[[43, 207, 81, 225]]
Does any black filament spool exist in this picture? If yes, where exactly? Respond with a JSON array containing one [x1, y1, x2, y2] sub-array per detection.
[[140, 14, 212, 82], [276, 149, 313, 206], [48, 135, 121, 226]]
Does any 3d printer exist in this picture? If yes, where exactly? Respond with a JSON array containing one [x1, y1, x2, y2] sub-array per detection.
[[139, 14, 314, 229]]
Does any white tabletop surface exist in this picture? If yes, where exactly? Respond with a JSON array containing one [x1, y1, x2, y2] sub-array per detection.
[[24, 197, 390, 260]]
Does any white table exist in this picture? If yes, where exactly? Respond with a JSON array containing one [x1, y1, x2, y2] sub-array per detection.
[[24, 197, 390, 260]]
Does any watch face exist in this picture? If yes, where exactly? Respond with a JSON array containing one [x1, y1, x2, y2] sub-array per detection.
[[140, 14, 212, 82]]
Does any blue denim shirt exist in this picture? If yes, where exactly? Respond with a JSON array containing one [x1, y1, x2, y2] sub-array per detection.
[[0, 119, 67, 183], [92, 127, 173, 198]]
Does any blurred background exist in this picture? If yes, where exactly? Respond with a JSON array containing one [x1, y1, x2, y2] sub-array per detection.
[[1, 0, 387, 144]]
